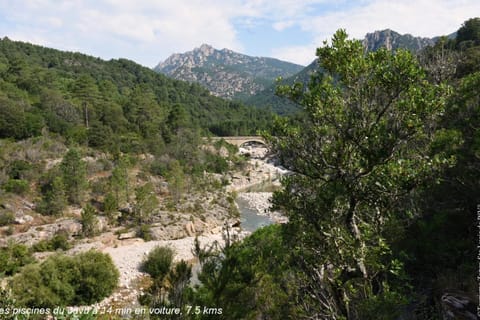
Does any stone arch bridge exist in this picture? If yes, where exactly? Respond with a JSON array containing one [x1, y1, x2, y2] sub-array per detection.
[[205, 136, 266, 147]]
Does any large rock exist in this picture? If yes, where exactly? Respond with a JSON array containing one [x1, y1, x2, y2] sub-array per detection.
[[118, 231, 137, 240], [184, 222, 196, 237], [441, 291, 478, 320], [14, 213, 33, 225], [1, 218, 81, 247]]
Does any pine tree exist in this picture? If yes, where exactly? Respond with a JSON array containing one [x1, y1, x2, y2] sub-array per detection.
[[134, 183, 158, 224], [61, 148, 87, 205], [81, 204, 98, 237]]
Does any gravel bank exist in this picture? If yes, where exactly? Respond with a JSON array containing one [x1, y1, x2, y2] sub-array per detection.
[[102, 233, 224, 288]]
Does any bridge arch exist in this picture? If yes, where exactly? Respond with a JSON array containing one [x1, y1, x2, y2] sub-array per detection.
[[206, 136, 266, 147]]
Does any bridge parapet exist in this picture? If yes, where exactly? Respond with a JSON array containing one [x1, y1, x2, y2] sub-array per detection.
[[205, 136, 266, 147]]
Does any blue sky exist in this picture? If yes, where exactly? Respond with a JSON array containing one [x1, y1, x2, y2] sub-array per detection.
[[0, 1, 478, 67]]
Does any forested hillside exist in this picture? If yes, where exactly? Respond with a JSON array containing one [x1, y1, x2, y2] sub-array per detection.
[[0, 37, 272, 150], [0, 36, 259, 313]]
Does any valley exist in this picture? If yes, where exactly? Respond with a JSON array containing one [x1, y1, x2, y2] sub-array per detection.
[[0, 16, 478, 320], [0, 139, 287, 311]]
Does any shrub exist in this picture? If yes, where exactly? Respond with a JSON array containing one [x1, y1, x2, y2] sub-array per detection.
[[81, 204, 98, 237], [2, 179, 29, 195], [31, 230, 71, 252], [0, 211, 15, 226], [7, 159, 32, 179], [74, 250, 119, 305], [103, 192, 118, 215], [50, 230, 71, 251], [10, 250, 119, 308], [0, 289, 17, 320], [149, 159, 169, 177], [141, 246, 174, 280], [137, 224, 153, 241], [0, 242, 34, 276]]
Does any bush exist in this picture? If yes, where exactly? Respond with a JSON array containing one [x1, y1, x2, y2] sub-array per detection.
[[0, 242, 34, 276], [137, 224, 153, 241], [7, 159, 32, 179], [81, 204, 98, 237], [103, 192, 118, 215], [141, 246, 174, 280], [0, 289, 17, 320], [10, 250, 119, 308], [2, 179, 29, 195], [74, 250, 119, 304], [32, 230, 71, 252], [149, 159, 169, 177], [0, 211, 15, 226]]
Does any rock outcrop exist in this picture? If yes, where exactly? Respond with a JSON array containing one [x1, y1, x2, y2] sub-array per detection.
[[155, 44, 304, 100]]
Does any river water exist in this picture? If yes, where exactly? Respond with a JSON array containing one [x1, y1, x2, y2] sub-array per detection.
[[236, 196, 274, 232], [235, 180, 282, 232]]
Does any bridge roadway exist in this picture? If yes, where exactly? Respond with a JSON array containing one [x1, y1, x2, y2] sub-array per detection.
[[204, 136, 266, 147]]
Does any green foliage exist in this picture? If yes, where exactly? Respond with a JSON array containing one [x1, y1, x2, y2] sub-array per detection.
[[167, 260, 192, 308], [267, 29, 454, 319], [456, 17, 480, 47], [0, 37, 272, 149], [141, 246, 174, 281], [0, 242, 34, 277], [203, 152, 229, 174], [189, 225, 300, 319], [139, 245, 192, 314], [110, 157, 130, 206], [166, 160, 185, 203], [73, 250, 119, 305], [38, 175, 67, 216], [7, 159, 32, 179], [0, 289, 17, 320], [10, 250, 118, 308], [0, 211, 15, 226], [136, 224, 153, 241], [31, 230, 72, 252], [80, 204, 98, 237], [2, 179, 29, 195], [61, 148, 87, 205], [134, 183, 159, 224], [103, 192, 118, 218]]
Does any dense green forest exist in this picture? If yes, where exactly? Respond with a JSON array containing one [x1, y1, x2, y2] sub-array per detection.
[[0, 37, 272, 151]]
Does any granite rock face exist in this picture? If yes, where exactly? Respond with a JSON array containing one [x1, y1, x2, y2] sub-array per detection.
[[155, 44, 304, 100], [363, 29, 435, 53]]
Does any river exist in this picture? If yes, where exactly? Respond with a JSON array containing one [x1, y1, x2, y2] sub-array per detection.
[[236, 196, 274, 232]]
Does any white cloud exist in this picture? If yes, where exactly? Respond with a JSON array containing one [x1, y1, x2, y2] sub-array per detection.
[[0, 0, 478, 67], [303, 0, 479, 40], [0, 0, 252, 66], [271, 45, 317, 66], [269, 0, 480, 65], [273, 20, 296, 31]]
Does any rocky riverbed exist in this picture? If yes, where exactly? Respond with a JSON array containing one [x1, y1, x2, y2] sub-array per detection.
[[237, 192, 288, 224]]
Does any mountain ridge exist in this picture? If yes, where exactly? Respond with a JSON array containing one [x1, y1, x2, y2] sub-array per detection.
[[154, 44, 304, 100], [248, 29, 444, 113], [362, 29, 436, 52], [155, 28, 453, 114]]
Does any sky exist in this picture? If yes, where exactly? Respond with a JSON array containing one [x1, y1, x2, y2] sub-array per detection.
[[0, 1, 478, 67]]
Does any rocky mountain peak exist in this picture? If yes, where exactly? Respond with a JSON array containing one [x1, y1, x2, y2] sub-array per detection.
[[154, 45, 304, 100], [363, 29, 435, 52], [197, 44, 215, 56]]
